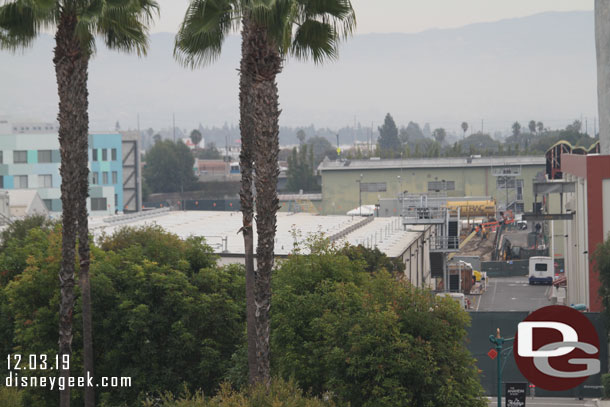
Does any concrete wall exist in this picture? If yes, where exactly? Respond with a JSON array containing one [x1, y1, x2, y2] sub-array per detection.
[[320, 163, 545, 215], [565, 173, 590, 308], [400, 226, 434, 289]]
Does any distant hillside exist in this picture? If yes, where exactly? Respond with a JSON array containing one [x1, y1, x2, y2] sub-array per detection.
[[0, 11, 596, 133]]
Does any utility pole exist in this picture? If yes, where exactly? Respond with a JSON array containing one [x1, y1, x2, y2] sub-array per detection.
[[356, 173, 363, 216], [225, 133, 229, 162], [172, 113, 176, 142]]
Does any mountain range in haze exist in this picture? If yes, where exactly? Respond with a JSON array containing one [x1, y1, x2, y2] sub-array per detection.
[[0, 11, 597, 134]]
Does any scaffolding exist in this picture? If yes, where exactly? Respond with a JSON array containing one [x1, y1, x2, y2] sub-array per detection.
[[401, 193, 460, 292]]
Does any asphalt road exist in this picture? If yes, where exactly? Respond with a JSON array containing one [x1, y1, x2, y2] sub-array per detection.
[[473, 276, 553, 312], [487, 397, 596, 406]]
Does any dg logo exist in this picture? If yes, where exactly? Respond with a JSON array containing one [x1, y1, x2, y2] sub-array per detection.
[[514, 305, 601, 391]]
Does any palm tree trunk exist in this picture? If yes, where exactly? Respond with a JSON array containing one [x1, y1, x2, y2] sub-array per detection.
[[75, 74, 95, 407], [243, 19, 282, 385], [54, 10, 90, 407], [238, 16, 258, 385]]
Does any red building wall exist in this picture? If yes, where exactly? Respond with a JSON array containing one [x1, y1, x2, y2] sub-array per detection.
[[562, 154, 610, 312]]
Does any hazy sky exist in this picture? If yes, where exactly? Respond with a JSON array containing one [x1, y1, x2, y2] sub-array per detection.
[[153, 0, 593, 34]]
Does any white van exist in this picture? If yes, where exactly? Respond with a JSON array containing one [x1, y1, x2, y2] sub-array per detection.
[[436, 292, 467, 309], [529, 256, 553, 285]]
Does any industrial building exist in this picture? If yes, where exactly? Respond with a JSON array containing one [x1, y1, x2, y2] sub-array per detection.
[[89, 210, 435, 289], [543, 152, 610, 312], [317, 156, 546, 215]]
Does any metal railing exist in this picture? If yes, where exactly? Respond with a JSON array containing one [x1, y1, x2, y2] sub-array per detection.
[[429, 235, 459, 251], [102, 207, 170, 224]]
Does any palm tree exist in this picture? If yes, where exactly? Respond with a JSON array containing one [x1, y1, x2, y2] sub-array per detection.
[[190, 129, 203, 148], [0, 2, 157, 406], [461, 121, 468, 139], [175, 0, 356, 384], [528, 120, 536, 134]]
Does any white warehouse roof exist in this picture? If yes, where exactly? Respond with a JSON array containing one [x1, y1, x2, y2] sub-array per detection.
[[90, 211, 424, 259]]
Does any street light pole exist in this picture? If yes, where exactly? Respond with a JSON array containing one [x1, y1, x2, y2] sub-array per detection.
[[489, 328, 514, 407], [356, 173, 363, 216]]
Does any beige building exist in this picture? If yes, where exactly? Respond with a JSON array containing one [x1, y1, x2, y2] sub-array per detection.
[[318, 156, 546, 215]]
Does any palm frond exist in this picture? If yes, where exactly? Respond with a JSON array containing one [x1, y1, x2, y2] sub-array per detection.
[[174, 0, 241, 69], [287, 0, 355, 63], [0, 1, 44, 50], [93, 0, 158, 56], [290, 18, 337, 63], [249, 0, 293, 51]]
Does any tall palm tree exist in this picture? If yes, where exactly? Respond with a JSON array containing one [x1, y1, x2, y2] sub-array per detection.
[[0, 1, 157, 406], [461, 121, 468, 139], [175, 0, 356, 384]]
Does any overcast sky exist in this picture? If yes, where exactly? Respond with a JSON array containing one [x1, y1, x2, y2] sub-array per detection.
[[153, 0, 593, 34]]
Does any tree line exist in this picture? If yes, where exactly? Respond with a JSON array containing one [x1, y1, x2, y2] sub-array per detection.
[[0, 219, 486, 407], [0, 0, 358, 405], [375, 113, 598, 159]]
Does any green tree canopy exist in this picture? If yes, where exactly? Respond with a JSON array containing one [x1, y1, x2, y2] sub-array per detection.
[[1, 225, 244, 407], [190, 129, 203, 147], [378, 113, 401, 157], [286, 144, 320, 193], [528, 120, 536, 134], [271, 239, 486, 407], [296, 129, 307, 145], [461, 121, 469, 138], [433, 128, 447, 145], [196, 142, 222, 159], [143, 140, 198, 193], [595, 235, 610, 324], [512, 121, 521, 137], [308, 136, 338, 165]]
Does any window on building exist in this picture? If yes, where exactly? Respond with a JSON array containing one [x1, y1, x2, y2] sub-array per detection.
[[15, 175, 28, 188], [13, 151, 27, 164], [91, 197, 107, 211], [102, 172, 109, 184], [38, 174, 53, 188], [359, 182, 387, 192], [112, 171, 118, 184], [496, 177, 524, 190], [111, 148, 117, 161], [91, 172, 99, 185], [43, 199, 52, 211], [38, 150, 52, 163], [0, 151, 3, 164], [115, 194, 118, 207], [0, 176, 3, 188], [427, 181, 455, 192], [102, 149, 108, 161], [92, 149, 98, 161]]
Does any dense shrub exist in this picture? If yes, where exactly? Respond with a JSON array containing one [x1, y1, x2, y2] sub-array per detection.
[[0, 387, 23, 407], [1, 225, 245, 407], [603, 373, 610, 399], [145, 379, 332, 407], [271, 241, 486, 407]]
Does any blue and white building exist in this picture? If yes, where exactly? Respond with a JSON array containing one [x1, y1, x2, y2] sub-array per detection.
[[0, 131, 124, 216]]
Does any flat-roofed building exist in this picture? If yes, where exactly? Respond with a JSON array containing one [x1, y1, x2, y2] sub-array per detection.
[[89, 211, 434, 289], [317, 156, 546, 215]]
